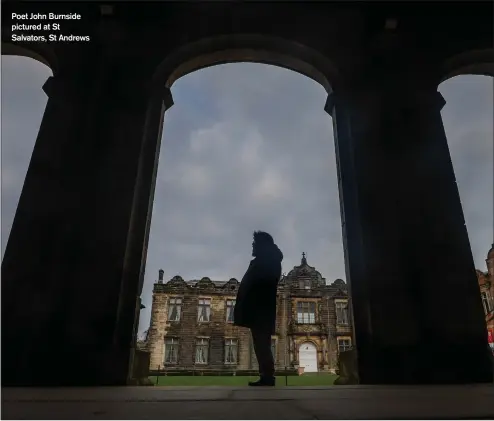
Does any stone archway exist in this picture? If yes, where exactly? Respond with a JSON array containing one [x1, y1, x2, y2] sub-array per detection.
[[2, 1, 493, 386], [1, 42, 58, 74], [151, 34, 338, 92], [439, 48, 494, 83]]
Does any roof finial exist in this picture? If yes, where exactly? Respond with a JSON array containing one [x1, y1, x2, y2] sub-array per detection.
[[302, 252, 307, 265]]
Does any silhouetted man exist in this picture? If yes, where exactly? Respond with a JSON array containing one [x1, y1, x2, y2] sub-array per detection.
[[234, 231, 283, 386]]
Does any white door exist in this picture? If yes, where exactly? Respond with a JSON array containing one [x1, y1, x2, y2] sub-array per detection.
[[298, 342, 318, 372]]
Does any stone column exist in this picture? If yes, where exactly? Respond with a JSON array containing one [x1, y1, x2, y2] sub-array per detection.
[[113, 81, 174, 384], [2, 57, 174, 385], [279, 285, 289, 368], [325, 75, 493, 384], [1, 70, 99, 386], [147, 290, 167, 370]]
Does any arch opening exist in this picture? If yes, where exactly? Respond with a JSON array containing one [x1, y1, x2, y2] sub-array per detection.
[[141, 61, 347, 380], [438, 72, 494, 354], [1, 42, 57, 75], [152, 34, 339, 93], [1, 55, 53, 259], [439, 48, 494, 84]]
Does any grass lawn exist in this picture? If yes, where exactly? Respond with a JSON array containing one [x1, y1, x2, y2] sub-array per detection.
[[150, 373, 338, 387]]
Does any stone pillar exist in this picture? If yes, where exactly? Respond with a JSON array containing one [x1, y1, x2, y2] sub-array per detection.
[[325, 76, 493, 384], [279, 286, 289, 368], [1, 58, 173, 385], [2, 70, 98, 386], [112, 80, 173, 385], [147, 291, 167, 370]]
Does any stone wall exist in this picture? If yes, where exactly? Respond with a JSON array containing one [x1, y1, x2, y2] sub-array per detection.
[[146, 256, 354, 373], [477, 246, 494, 351]]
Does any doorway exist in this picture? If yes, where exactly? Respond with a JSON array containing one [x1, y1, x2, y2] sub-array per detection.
[[298, 342, 318, 373]]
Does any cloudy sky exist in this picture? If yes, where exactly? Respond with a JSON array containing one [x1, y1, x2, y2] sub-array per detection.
[[2, 56, 493, 333]]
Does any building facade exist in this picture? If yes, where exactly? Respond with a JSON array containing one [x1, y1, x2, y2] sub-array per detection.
[[145, 254, 353, 373], [477, 244, 494, 351]]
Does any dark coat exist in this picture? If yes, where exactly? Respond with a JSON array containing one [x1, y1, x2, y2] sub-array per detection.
[[233, 243, 283, 334]]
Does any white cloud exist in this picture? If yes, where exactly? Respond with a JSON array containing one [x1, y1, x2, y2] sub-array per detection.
[[178, 164, 214, 196], [188, 122, 231, 155], [251, 169, 292, 201], [239, 127, 264, 168]]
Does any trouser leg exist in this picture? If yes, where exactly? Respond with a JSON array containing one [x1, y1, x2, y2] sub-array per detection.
[[251, 327, 274, 378]]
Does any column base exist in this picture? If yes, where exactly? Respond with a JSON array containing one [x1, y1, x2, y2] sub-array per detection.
[[2, 345, 132, 386], [358, 341, 494, 385]]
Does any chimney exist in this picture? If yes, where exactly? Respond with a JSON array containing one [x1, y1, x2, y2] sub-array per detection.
[[158, 269, 164, 283]]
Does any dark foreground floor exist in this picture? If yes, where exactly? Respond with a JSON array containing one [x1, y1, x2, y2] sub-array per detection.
[[2, 384, 494, 419]]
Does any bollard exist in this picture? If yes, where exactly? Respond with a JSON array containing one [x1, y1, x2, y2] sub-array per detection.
[[285, 366, 288, 386], [156, 365, 160, 385]]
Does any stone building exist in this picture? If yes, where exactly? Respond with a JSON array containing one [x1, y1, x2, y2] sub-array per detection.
[[477, 244, 494, 351], [145, 254, 353, 373]]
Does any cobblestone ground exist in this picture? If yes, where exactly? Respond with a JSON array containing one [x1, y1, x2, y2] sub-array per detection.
[[2, 385, 494, 419]]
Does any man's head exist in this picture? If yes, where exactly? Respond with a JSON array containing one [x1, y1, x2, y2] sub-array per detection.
[[252, 231, 274, 256]]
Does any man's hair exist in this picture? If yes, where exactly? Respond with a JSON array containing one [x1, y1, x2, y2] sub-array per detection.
[[253, 231, 274, 245]]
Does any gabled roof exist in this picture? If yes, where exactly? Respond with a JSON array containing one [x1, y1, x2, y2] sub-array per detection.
[[154, 275, 240, 292], [285, 253, 324, 284]]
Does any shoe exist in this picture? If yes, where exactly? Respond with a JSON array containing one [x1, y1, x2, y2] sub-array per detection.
[[248, 377, 275, 386]]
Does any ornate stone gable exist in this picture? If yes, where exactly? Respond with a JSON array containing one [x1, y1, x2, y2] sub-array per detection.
[[194, 277, 216, 292], [285, 253, 326, 290], [222, 278, 240, 293], [153, 275, 188, 293], [153, 274, 242, 295]]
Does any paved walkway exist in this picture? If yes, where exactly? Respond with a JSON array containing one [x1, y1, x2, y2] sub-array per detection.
[[2, 385, 494, 419]]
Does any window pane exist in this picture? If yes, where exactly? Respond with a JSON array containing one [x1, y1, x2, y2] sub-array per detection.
[[336, 302, 348, 324], [297, 301, 316, 324], [168, 298, 182, 321], [198, 299, 211, 322], [338, 339, 351, 352], [226, 302, 235, 322], [164, 339, 178, 363], [225, 339, 238, 363], [195, 340, 209, 364]]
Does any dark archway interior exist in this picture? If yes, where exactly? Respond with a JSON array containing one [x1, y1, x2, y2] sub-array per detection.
[[1, 1, 493, 387]]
